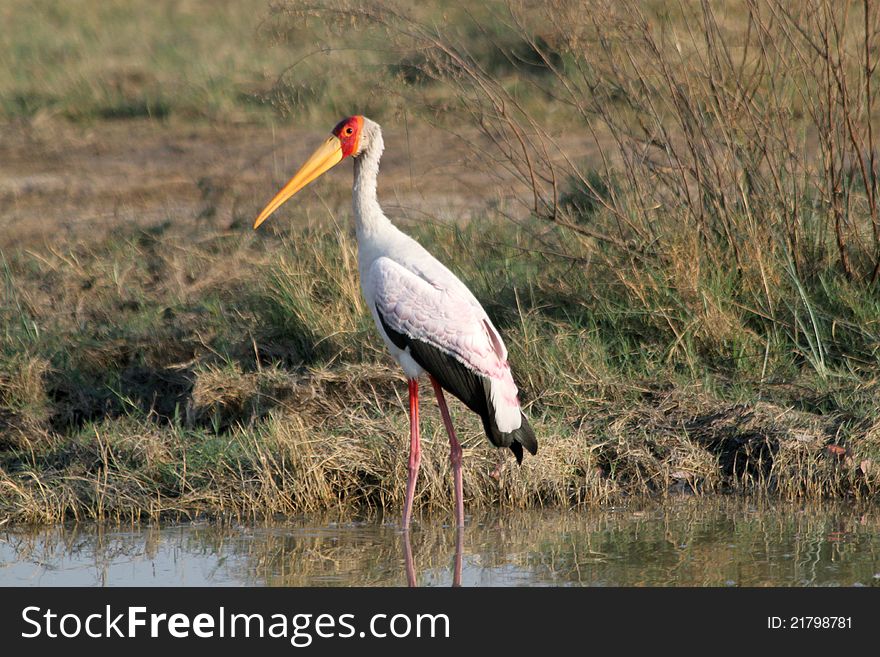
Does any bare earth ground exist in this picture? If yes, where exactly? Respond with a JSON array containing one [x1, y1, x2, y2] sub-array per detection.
[[0, 118, 537, 248]]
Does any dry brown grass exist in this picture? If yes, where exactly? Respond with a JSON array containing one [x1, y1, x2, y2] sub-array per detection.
[[2, 202, 877, 525], [0, 354, 52, 450], [2, 198, 879, 524], [1, 342, 876, 524]]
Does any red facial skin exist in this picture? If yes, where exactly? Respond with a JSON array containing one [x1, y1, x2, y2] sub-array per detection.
[[332, 116, 364, 157]]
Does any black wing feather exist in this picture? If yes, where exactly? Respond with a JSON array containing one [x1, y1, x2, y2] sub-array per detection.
[[377, 306, 537, 463]]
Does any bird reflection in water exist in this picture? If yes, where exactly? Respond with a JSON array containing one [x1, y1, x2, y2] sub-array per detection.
[[402, 528, 463, 587]]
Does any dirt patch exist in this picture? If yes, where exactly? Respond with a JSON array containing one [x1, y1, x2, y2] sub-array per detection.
[[0, 117, 535, 248]]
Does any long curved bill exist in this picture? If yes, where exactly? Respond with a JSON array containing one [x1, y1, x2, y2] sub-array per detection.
[[253, 135, 344, 229]]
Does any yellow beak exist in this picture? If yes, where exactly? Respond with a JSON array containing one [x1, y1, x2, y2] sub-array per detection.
[[253, 135, 344, 229]]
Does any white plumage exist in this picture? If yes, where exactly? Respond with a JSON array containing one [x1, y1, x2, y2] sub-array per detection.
[[354, 119, 524, 430]]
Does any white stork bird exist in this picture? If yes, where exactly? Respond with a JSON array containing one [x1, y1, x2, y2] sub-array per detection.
[[253, 115, 537, 529]]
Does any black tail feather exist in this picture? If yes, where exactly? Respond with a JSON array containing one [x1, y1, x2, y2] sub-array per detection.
[[510, 441, 523, 464], [486, 411, 537, 465], [511, 413, 538, 458]]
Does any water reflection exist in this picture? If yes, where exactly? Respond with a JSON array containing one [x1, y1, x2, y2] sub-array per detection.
[[0, 498, 877, 586], [402, 528, 463, 587]]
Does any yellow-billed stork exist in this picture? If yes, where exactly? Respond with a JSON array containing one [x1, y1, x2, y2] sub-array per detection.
[[253, 116, 537, 529]]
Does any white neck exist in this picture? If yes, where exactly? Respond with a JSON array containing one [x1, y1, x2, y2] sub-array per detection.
[[353, 128, 391, 237]]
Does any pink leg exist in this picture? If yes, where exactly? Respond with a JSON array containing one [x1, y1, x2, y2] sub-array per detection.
[[402, 378, 420, 530], [430, 376, 464, 528]]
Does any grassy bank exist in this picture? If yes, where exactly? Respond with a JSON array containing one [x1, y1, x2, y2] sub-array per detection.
[[1, 218, 877, 523]]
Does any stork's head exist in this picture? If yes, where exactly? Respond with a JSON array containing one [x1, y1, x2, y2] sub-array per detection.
[[253, 115, 378, 229]]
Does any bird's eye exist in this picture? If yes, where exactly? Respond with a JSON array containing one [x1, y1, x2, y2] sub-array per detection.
[[345, 127, 353, 135]]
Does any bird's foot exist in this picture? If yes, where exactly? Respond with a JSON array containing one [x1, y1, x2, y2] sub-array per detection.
[[489, 458, 506, 480]]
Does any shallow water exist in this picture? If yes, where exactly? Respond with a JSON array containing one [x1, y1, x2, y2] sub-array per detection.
[[1, 498, 878, 586]]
